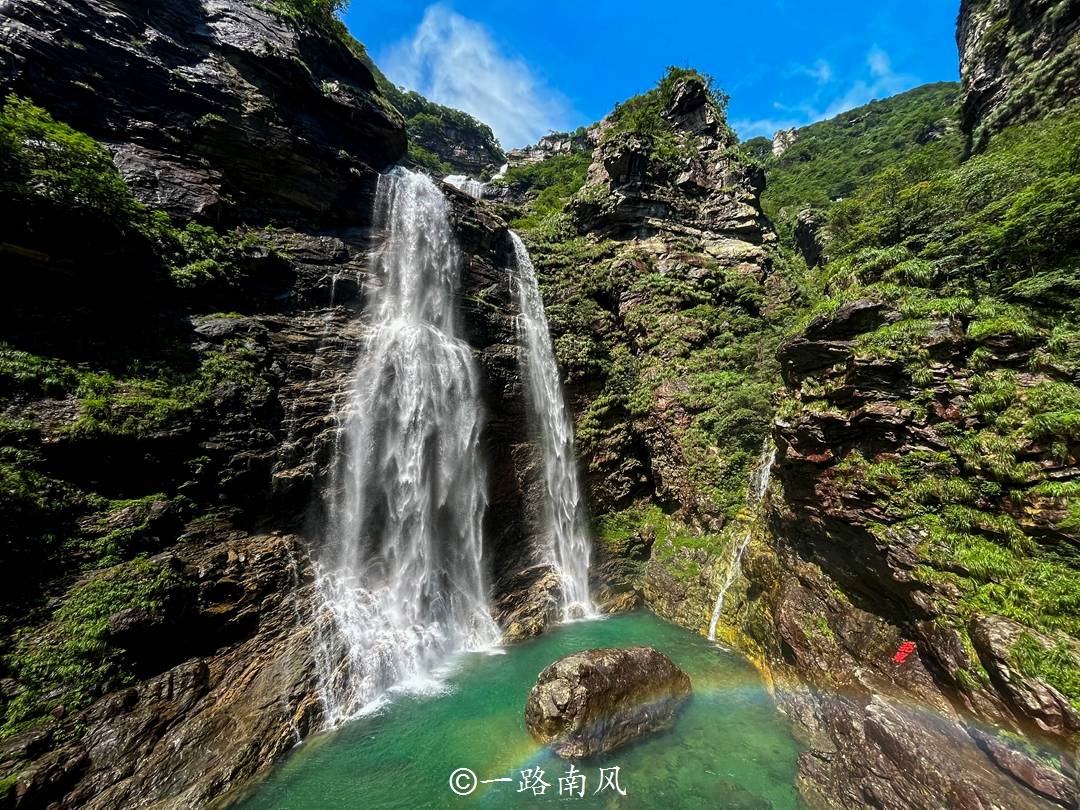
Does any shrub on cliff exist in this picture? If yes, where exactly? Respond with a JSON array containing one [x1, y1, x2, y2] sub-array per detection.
[[604, 67, 734, 170], [272, 0, 348, 27], [0, 94, 145, 226]]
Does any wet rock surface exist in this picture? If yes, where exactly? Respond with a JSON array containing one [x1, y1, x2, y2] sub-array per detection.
[[12, 533, 320, 810], [524, 647, 691, 758]]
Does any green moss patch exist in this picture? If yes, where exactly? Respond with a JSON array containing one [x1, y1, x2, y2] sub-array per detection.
[[2, 558, 192, 738]]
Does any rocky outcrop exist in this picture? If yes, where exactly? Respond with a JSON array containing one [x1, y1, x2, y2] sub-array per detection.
[[570, 80, 771, 245], [969, 616, 1080, 742], [513, 73, 779, 635], [794, 208, 828, 268], [524, 647, 691, 757], [410, 119, 505, 177], [0, 0, 406, 224], [507, 128, 596, 168], [719, 290, 1080, 808], [772, 127, 798, 157], [9, 533, 319, 810], [957, 0, 1080, 150]]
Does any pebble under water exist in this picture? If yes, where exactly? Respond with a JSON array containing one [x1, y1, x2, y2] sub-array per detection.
[[233, 611, 804, 809]]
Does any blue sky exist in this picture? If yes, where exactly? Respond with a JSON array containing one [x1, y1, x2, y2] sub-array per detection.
[[344, 1, 961, 149]]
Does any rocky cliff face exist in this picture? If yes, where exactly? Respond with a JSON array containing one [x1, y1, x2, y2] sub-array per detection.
[[957, 0, 1080, 150], [507, 128, 596, 168], [722, 298, 1080, 809], [771, 127, 798, 157], [0, 0, 405, 224], [410, 119, 505, 177], [0, 1, 539, 807], [510, 70, 784, 632], [712, 5, 1080, 806], [507, 35, 1079, 810]]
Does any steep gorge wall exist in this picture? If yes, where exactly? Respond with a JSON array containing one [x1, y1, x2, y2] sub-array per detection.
[[716, 2, 1080, 807], [0, 2, 538, 807], [514, 72, 784, 630], [504, 10, 1080, 809], [957, 0, 1080, 150]]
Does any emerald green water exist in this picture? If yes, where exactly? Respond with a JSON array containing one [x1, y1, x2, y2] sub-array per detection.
[[233, 612, 804, 809]]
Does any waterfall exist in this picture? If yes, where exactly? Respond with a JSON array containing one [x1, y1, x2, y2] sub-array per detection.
[[444, 175, 487, 199], [509, 232, 594, 618], [314, 167, 500, 725], [707, 441, 777, 642]]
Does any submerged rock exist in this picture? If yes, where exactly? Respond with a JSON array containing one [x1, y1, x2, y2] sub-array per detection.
[[524, 646, 691, 758]]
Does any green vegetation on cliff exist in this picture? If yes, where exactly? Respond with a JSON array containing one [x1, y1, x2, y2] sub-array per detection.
[[499, 152, 593, 230], [782, 103, 1080, 703], [270, 0, 346, 26], [3, 559, 192, 738], [511, 68, 794, 568], [603, 67, 735, 169], [0, 98, 281, 739], [1, 94, 284, 299], [959, 0, 1080, 151], [760, 83, 963, 220], [0, 91, 260, 301], [1, 94, 148, 227]]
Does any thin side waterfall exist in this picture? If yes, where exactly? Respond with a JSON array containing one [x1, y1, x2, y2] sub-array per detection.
[[707, 441, 777, 642], [313, 167, 500, 725], [444, 175, 487, 199], [509, 231, 594, 618], [444, 164, 508, 200]]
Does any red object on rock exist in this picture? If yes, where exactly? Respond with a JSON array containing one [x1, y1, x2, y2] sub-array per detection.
[[892, 641, 917, 664]]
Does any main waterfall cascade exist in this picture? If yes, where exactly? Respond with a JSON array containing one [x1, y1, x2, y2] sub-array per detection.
[[314, 168, 500, 725], [707, 442, 777, 642], [509, 233, 594, 617]]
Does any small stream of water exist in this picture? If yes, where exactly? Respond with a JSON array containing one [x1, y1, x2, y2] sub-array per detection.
[[708, 442, 777, 642]]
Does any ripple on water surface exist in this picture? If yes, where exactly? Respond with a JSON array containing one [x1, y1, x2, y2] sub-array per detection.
[[232, 611, 806, 810]]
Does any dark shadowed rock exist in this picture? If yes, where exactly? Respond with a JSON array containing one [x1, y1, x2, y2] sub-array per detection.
[[524, 646, 691, 758], [0, 0, 406, 224], [777, 300, 899, 385], [970, 727, 1080, 808], [794, 208, 828, 267]]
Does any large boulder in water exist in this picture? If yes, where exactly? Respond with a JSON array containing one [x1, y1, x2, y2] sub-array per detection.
[[524, 646, 691, 758]]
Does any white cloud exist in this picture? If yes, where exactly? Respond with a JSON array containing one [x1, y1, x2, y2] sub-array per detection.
[[796, 59, 834, 85], [733, 47, 914, 140], [868, 46, 892, 78], [381, 5, 573, 149], [820, 46, 911, 118]]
